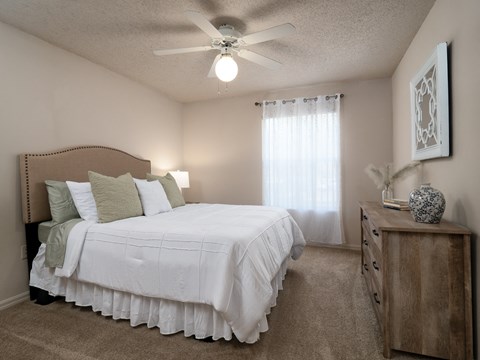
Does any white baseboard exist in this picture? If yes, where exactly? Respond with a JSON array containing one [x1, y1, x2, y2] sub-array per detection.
[[0, 291, 29, 311], [306, 242, 360, 251]]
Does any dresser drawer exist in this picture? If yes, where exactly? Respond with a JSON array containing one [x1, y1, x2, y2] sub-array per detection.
[[368, 241, 383, 291], [362, 244, 373, 278], [368, 272, 383, 329], [362, 211, 382, 251], [362, 247, 383, 328], [362, 234, 383, 295]]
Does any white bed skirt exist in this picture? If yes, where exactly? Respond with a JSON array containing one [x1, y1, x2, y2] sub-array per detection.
[[30, 245, 288, 343]]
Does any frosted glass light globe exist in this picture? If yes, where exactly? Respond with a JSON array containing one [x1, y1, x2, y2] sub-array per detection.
[[215, 54, 238, 82]]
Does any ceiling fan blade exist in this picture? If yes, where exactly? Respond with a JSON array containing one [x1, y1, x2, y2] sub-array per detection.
[[185, 10, 223, 39], [153, 46, 212, 56], [241, 23, 296, 45], [208, 54, 222, 78], [237, 49, 282, 70]]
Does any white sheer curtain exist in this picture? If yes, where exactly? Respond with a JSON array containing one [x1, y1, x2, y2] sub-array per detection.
[[262, 95, 344, 245]]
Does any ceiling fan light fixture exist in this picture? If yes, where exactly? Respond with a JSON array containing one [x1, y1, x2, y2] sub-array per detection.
[[215, 53, 238, 82]]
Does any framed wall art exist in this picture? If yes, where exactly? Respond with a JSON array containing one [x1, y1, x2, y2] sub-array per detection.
[[410, 42, 450, 160]]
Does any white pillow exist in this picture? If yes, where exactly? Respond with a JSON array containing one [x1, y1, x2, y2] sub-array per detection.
[[66, 181, 98, 222], [134, 178, 172, 216]]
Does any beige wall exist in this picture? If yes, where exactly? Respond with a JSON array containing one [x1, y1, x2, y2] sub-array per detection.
[[392, 0, 480, 354], [182, 93, 263, 206], [0, 22, 183, 304], [183, 79, 393, 247]]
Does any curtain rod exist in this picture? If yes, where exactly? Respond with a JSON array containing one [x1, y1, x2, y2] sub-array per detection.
[[254, 93, 344, 107]]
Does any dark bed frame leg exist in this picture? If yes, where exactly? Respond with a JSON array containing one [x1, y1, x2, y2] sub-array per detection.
[[33, 287, 57, 305], [25, 223, 56, 305]]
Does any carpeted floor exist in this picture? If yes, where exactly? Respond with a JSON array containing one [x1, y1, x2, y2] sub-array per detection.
[[0, 246, 434, 360]]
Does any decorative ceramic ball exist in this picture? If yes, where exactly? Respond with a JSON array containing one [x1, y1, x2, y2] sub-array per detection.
[[408, 184, 446, 224]]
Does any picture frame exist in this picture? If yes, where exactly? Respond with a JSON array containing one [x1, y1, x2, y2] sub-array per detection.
[[410, 42, 450, 160]]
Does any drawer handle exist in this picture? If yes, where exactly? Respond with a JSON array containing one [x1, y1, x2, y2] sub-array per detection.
[[363, 215, 368, 220], [374, 292, 381, 304], [363, 263, 369, 271], [363, 239, 369, 246], [372, 261, 379, 271], [372, 229, 379, 237]]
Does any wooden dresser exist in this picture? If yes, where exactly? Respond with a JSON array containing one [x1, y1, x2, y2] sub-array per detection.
[[359, 201, 472, 359]]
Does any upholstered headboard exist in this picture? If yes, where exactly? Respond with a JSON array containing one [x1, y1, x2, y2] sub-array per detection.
[[19, 145, 151, 224]]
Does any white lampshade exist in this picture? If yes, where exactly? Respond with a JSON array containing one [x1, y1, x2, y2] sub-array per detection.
[[215, 54, 238, 82], [170, 170, 190, 189]]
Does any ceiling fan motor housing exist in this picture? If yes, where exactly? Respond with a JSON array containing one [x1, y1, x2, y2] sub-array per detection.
[[218, 25, 240, 40], [212, 25, 241, 50]]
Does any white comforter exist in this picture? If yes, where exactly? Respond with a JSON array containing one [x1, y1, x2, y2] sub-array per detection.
[[54, 204, 305, 342]]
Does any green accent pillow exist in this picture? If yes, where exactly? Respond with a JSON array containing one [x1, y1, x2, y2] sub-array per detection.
[[146, 173, 185, 208], [45, 180, 80, 225], [88, 171, 143, 223]]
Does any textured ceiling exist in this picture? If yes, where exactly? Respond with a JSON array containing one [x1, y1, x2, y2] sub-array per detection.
[[0, 0, 435, 103]]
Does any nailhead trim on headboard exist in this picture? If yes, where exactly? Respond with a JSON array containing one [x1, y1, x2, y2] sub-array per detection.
[[23, 154, 32, 223], [22, 145, 148, 159]]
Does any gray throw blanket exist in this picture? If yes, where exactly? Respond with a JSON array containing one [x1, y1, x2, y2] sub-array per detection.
[[43, 218, 83, 268]]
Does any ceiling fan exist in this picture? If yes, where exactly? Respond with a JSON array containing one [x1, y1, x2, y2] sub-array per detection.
[[153, 10, 296, 82]]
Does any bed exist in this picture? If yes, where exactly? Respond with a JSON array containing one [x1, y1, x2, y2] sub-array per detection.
[[19, 145, 305, 343]]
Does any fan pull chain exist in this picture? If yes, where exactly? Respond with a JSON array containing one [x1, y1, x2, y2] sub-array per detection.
[[216, 80, 232, 96], [217, 80, 230, 95]]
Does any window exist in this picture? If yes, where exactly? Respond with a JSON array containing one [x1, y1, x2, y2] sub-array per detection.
[[262, 95, 343, 244]]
